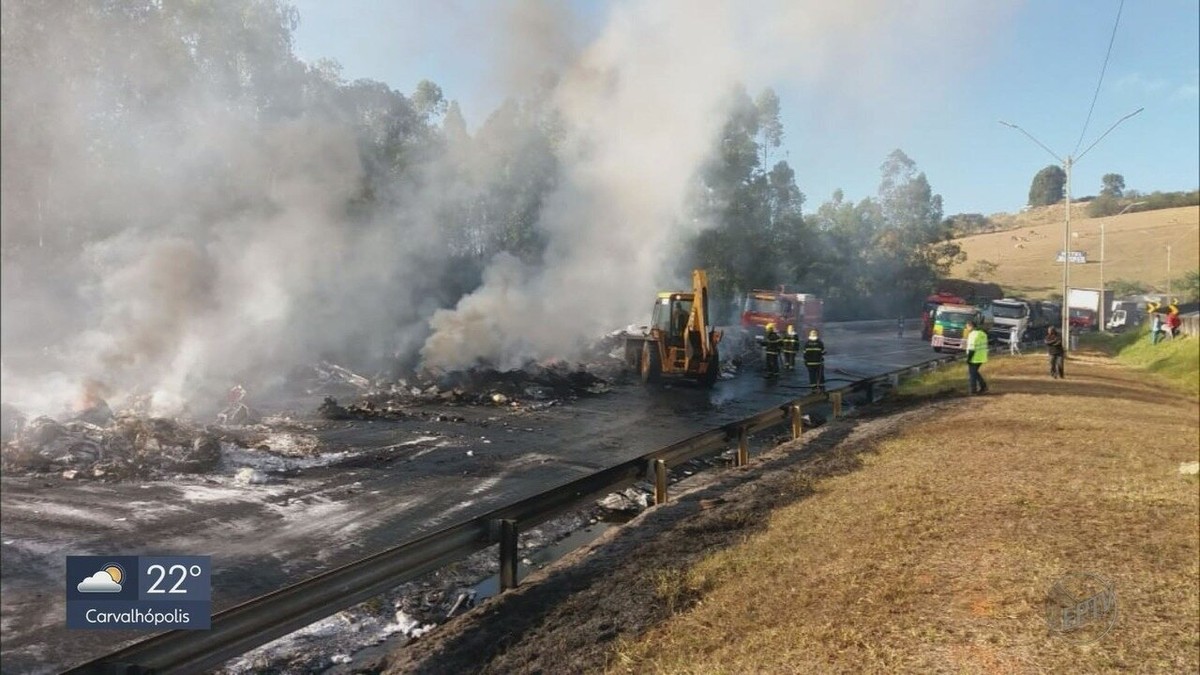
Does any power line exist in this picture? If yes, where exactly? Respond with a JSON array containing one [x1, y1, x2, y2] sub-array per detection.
[[1073, 0, 1126, 156]]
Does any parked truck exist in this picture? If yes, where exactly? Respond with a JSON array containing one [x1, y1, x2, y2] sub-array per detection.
[[1106, 299, 1143, 332], [930, 304, 991, 352], [1067, 287, 1114, 333], [989, 298, 1053, 344], [921, 279, 1003, 340], [740, 287, 822, 336]]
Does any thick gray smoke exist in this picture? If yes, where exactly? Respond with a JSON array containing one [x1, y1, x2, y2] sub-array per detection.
[[420, 0, 1021, 369], [0, 0, 1019, 415], [0, 2, 451, 416]]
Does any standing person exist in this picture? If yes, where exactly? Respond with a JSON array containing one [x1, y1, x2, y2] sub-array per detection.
[[781, 325, 799, 371], [803, 329, 826, 392], [762, 323, 782, 378], [1045, 326, 1065, 378], [965, 319, 989, 395], [897, 317, 905, 339], [1009, 324, 1022, 356], [1151, 312, 1164, 344], [1167, 303, 1182, 338]]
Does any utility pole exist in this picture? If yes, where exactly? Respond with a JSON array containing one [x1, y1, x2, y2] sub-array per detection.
[[999, 107, 1142, 350], [1167, 244, 1172, 299], [1064, 155, 1072, 343], [1099, 201, 1146, 331]]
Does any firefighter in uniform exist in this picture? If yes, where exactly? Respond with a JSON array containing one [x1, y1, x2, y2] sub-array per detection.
[[782, 325, 799, 371], [763, 323, 782, 378], [803, 329, 826, 391]]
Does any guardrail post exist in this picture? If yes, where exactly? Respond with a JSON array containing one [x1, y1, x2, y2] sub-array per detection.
[[653, 459, 668, 505], [790, 404, 803, 440], [831, 391, 843, 418], [736, 427, 749, 467], [498, 519, 519, 591]]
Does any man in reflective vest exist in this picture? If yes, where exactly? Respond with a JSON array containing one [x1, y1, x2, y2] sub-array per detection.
[[803, 329, 826, 391], [965, 319, 989, 395]]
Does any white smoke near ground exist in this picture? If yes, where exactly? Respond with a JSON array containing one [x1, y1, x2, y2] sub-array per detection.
[[420, 0, 1021, 369]]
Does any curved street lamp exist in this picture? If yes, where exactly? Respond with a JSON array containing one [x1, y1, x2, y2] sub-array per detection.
[[999, 107, 1143, 349]]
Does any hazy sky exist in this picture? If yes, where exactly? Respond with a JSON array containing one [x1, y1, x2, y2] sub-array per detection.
[[290, 0, 1198, 217]]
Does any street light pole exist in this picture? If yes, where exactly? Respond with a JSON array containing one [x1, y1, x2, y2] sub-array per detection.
[[1100, 200, 1146, 331], [1167, 245, 1172, 299], [999, 107, 1142, 351], [1064, 155, 1073, 344]]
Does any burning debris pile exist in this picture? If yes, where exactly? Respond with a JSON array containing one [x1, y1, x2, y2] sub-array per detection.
[[1, 412, 221, 479], [314, 361, 614, 420], [0, 379, 321, 479], [317, 396, 407, 421]]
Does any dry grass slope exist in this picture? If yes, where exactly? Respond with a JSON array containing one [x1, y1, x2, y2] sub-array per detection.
[[613, 354, 1199, 674], [950, 205, 1200, 299]]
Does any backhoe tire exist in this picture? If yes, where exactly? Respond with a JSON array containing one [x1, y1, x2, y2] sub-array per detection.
[[700, 350, 720, 387], [641, 342, 661, 384]]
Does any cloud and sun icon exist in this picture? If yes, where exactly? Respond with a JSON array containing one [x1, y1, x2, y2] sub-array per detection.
[[76, 563, 125, 593]]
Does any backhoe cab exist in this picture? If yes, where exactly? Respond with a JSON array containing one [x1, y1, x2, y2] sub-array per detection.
[[625, 269, 723, 387]]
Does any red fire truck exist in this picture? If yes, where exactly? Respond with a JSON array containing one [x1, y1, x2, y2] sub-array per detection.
[[740, 287, 823, 335]]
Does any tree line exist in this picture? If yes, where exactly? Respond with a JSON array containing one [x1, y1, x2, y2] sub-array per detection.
[[1, 0, 966, 334], [1026, 165, 1199, 217]]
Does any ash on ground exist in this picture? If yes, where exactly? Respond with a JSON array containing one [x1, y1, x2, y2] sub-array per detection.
[[0, 396, 322, 481], [213, 423, 832, 675], [314, 359, 617, 421]]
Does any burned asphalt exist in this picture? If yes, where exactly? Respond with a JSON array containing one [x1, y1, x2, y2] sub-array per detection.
[[0, 327, 937, 673]]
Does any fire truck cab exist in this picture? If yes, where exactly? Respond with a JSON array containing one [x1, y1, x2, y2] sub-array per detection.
[[740, 287, 823, 335]]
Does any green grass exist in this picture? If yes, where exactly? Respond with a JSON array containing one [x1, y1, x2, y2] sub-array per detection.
[[895, 363, 968, 397], [1080, 327, 1199, 398]]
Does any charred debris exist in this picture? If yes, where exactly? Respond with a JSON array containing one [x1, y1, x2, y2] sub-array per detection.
[[1, 351, 620, 480]]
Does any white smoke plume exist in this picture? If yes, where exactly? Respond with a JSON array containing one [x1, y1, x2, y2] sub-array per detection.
[[0, 2, 450, 416], [420, 0, 1021, 369], [0, 0, 1019, 415]]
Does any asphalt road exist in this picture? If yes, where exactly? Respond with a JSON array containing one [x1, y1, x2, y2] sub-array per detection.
[[0, 327, 940, 673]]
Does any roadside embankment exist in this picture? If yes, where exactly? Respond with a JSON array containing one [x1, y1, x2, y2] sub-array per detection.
[[1080, 326, 1199, 398], [388, 351, 1199, 675]]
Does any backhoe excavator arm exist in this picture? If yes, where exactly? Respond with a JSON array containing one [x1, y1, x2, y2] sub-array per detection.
[[689, 269, 713, 359]]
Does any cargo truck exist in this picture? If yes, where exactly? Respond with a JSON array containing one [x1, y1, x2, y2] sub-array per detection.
[[989, 298, 1053, 343], [1067, 287, 1114, 332], [930, 304, 990, 352]]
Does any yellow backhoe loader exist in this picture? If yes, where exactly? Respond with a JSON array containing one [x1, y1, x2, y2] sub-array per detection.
[[624, 269, 723, 387]]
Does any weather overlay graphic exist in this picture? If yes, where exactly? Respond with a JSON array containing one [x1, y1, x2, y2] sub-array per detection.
[[66, 556, 211, 630]]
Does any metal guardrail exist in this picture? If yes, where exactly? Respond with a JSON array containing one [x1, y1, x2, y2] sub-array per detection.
[[823, 316, 921, 332], [68, 352, 963, 674], [1180, 312, 1199, 337]]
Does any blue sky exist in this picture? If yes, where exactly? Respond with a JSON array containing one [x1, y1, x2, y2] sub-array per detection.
[[291, 1, 1198, 217]]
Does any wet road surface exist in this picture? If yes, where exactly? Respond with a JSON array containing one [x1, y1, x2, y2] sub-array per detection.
[[0, 328, 940, 672]]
